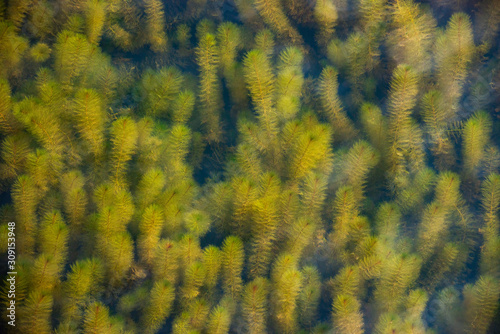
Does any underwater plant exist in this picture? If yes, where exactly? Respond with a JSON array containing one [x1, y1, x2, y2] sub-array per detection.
[[0, 0, 500, 333]]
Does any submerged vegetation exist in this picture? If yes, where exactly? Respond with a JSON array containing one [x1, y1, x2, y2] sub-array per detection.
[[1, 0, 500, 333]]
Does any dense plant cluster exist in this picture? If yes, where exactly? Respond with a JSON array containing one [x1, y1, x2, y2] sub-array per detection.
[[0, 0, 500, 333]]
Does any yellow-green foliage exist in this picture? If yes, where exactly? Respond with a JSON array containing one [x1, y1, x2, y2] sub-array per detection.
[[73, 88, 107, 158], [0, 79, 19, 134], [206, 305, 231, 334], [217, 22, 242, 77], [421, 242, 460, 291], [18, 290, 53, 334], [298, 266, 321, 327], [359, 0, 388, 37], [435, 13, 475, 112], [82, 302, 117, 334], [0, 2, 499, 334], [243, 49, 279, 145], [152, 239, 180, 284], [180, 250, 205, 297], [330, 186, 363, 254], [462, 111, 492, 177], [14, 97, 64, 156], [85, 0, 107, 44], [253, 0, 303, 44], [422, 90, 456, 170], [6, 0, 30, 31], [283, 216, 316, 259], [26, 149, 57, 197], [12, 175, 38, 255], [395, 167, 436, 212], [135, 168, 166, 209], [331, 265, 362, 298], [276, 46, 304, 120], [242, 277, 269, 334], [387, 0, 436, 73], [270, 253, 302, 333], [172, 90, 195, 124], [221, 235, 244, 299], [360, 104, 387, 159], [375, 202, 401, 245], [26, 1, 54, 39], [196, 33, 223, 142], [144, 0, 167, 52], [164, 124, 192, 177], [463, 276, 500, 334], [417, 172, 461, 261], [386, 65, 424, 188], [138, 67, 184, 117], [0, 20, 28, 77], [254, 29, 275, 57], [373, 253, 422, 313], [30, 43, 52, 63], [314, 0, 337, 46], [53, 30, 93, 86], [299, 172, 327, 221], [248, 174, 280, 278], [202, 245, 221, 293], [0, 134, 30, 180], [39, 210, 69, 268], [340, 140, 379, 200], [480, 173, 500, 277], [110, 116, 138, 183], [332, 294, 364, 334], [141, 279, 175, 334], [138, 204, 164, 266], [287, 121, 332, 181], [61, 258, 103, 322], [318, 66, 357, 141], [179, 210, 207, 238], [30, 253, 60, 292], [60, 170, 88, 232]]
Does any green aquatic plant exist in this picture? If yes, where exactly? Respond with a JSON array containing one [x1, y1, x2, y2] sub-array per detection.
[[110, 116, 138, 184], [73, 88, 107, 159], [18, 290, 53, 334], [221, 235, 244, 300], [29, 43, 52, 63], [84, 0, 107, 45], [422, 90, 457, 170], [196, 32, 223, 142], [463, 275, 500, 334], [243, 48, 278, 147], [140, 279, 175, 334], [137, 67, 184, 118], [270, 253, 302, 334], [206, 304, 231, 334], [317, 66, 358, 142], [387, 0, 436, 73], [434, 13, 475, 114], [314, 0, 337, 47], [144, 0, 167, 52], [479, 173, 500, 277], [332, 294, 364, 334], [276, 46, 304, 121], [0, 134, 30, 180], [252, 0, 303, 44], [462, 111, 492, 179], [1, 1, 500, 333], [386, 64, 427, 198], [242, 277, 269, 334]]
